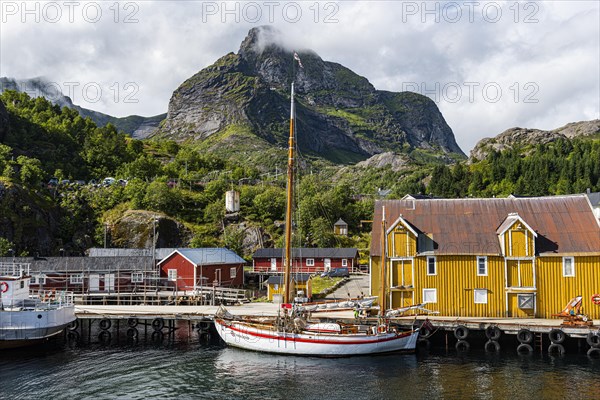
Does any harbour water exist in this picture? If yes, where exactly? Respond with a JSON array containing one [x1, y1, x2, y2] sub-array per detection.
[[2, 331, 600, 400]]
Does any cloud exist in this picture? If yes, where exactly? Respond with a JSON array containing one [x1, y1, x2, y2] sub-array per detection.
[[1, 0, 598, 152]]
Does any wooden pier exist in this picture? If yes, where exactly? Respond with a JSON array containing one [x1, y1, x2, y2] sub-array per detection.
[[65, 304, 600, 357]]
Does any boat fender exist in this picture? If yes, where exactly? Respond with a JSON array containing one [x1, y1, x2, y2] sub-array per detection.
[[587, 347, 600, 358], [484, 340, 501, 353], [419, 326, 433, 339], [547, 343, 565, 355], [485, 326, 502, 341], [67, 330, 80, 342], [0, 281, 8, 293], [454, 325, 469, 340], [127, 317, 138, 328], [548, 328, 566, 344], [68, 319, 79, 331], [516, 343, 534, 354], [99, 318, 112, 331], [455, 340, 470, 351], [517, 329, 533, 344], [152, 318, 165, 331], [586, 331, 600, 348], [592, 294, 600, 306]]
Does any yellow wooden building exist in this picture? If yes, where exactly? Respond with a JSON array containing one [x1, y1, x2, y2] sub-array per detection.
[[370, 195, 600, 319], [266, 274, 313, 302]]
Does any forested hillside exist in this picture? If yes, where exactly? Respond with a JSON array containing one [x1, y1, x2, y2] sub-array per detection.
[[0, 91, 598, 259], [428, 137, 600, 198]]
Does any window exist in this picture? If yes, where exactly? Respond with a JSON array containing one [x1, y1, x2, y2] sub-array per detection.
[[230, 267, 237, 279], [341, 259, 348, 267], [70, 274, 83, 284], [131, 272, 144, 283], [168, 269, 177, 281], [306, 258, 315, 267], [37, 274, 46, 284], [562, 257, 575, 277], [477, 256, 488, 276], [30, 275, 36, 284], [427, 257, 436, 275], [474, 289, 488, 304], [423, 288, 437, 303], [518, 294, 535, 309]]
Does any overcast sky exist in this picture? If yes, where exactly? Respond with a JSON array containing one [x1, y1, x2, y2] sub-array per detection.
[[1, 1, 598, 152]]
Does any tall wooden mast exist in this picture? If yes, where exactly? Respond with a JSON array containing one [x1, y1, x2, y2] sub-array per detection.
[[379, 206, 387, 316], [283, 82, 296, 304]]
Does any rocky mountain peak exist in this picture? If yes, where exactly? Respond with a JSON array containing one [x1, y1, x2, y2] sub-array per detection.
[[157, 26, 465, 163]]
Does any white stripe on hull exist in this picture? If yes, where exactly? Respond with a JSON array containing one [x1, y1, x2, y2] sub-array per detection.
[[215, 319, 418, 356]]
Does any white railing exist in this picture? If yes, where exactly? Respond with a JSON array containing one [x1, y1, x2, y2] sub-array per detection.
[[0, 262, 30, 277]]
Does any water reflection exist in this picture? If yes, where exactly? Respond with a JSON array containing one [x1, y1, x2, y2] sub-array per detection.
[[1, 334, 599, 400]]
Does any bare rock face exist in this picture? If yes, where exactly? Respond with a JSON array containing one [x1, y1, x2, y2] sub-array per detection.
[[554, 119, 600, 138], [110, 210, 192, 249], [356, 152, 411, 172], [469, 120, 600, 161], [156, 26, 465, 162]]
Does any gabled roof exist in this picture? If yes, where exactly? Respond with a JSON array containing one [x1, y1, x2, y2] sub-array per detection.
[[387, 215, 419, 237], [267, 274, 312, 284], [334, 218, 348, 226], [496, 213, 537, 237], [253, 248, 359, 259], [158, 248, 246, 267], [371, 195, 600, 256]]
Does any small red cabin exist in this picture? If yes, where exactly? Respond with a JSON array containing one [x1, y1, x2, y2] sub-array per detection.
[[252, 248, 359, 274], [158, 248, 246, 290]]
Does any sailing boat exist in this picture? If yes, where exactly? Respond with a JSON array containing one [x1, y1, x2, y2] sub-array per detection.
[[214, 61, 419, 356]]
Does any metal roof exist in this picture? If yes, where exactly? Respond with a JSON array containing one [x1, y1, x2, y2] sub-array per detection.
[[88, 248, 176, 260], [159, 248, 246, 266], [267, 274, 312, 284], [371, 195, 600, 256], [334, 218, 348, 226], [253, 248, 359, 259], [587, 192, 600, 207]]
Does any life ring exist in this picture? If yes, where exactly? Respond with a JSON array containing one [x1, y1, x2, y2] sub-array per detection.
[[0, 281, 8, 293], [592, 294, 600, 305]]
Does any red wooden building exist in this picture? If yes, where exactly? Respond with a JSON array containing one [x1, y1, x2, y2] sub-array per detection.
[[252, 248, 359, 274], [158, 248, 246, 290]]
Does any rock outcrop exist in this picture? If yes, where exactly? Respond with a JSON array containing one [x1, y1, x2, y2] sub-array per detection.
[[157, 26, 465, 162], [110, 210, 192, 249], [470, 120, 600, 161]]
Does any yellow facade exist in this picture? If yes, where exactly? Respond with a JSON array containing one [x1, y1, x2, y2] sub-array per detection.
[[371, 219, 600, 319], [267, 279, 312, 301]]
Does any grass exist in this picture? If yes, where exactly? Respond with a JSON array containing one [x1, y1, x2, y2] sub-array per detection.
[[311, 276, 344, 295]]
